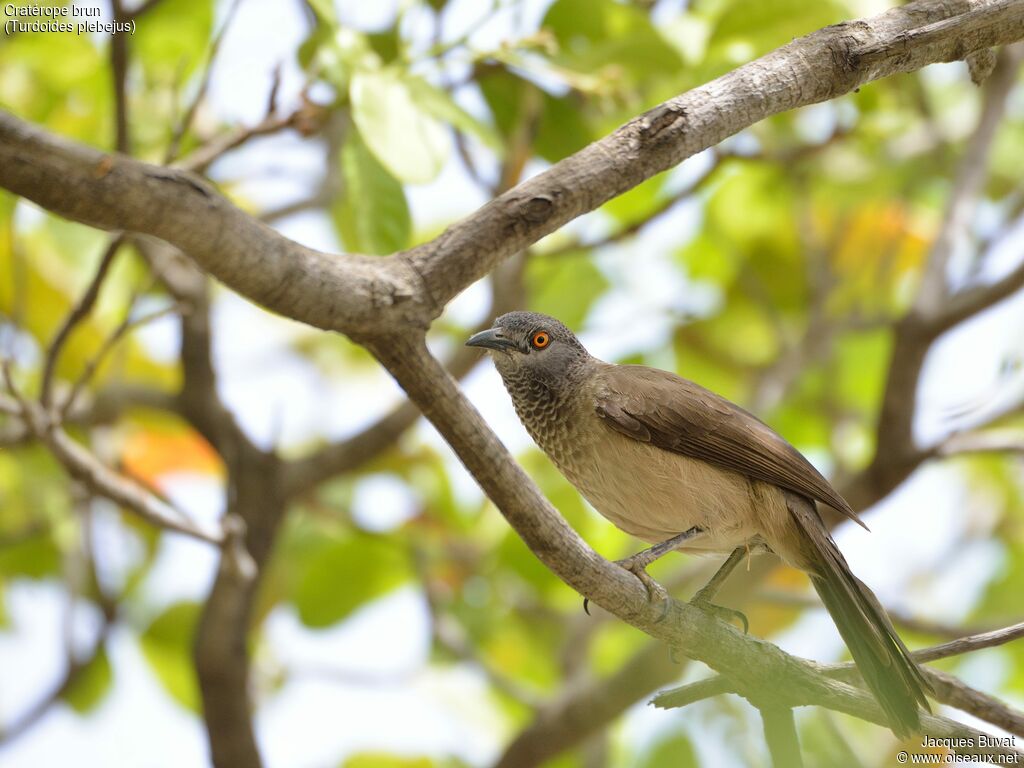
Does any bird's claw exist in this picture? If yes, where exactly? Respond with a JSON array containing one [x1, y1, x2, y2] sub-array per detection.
[[582, 557, 672, 618], [614, 556, 670, 620], [690, 596, 749, 634]]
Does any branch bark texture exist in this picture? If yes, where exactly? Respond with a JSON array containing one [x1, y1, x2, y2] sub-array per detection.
[[1, 1, 1022, 339]]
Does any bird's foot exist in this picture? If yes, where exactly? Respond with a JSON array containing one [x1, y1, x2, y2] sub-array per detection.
[[615, 555, 671, 620], [581, 555, 673, 617], [690, 594, 749, 634]]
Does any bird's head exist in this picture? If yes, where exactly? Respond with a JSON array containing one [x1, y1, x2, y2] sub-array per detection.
[[465, 311, 591, 388]]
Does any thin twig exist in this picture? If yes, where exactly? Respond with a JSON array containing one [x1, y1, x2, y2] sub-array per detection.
[[915, 44, 1023, 317], [912, 621, 1024, 664], [60, 298, 183, 419], [40, 235, 125, 407], [110, 0, 131, 154], [164, 0, 245, 164], [938, 430, 1024, 457], [175, 111, 300, 174], [4, 369, 222, 545]]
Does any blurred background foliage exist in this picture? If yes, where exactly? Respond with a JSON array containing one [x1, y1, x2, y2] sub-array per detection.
[[1, 0, 1023, 766]]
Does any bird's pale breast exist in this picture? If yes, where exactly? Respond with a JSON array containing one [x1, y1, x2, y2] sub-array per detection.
[[530, 386, 794, 558]]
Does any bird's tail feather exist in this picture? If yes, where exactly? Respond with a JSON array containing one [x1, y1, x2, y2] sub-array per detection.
[[811, 571, 930, 737], [786, 494, 931, 738]]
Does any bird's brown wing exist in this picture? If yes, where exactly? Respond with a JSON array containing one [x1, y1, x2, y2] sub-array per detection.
[[594, 364, 865, 528]]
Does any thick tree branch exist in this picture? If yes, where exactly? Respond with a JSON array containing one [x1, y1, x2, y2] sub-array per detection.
[[194, 514, 262, 768], [759, 704, 803, 768], [654, 621, 1024, 738], [158, 252, 278, 768], [404, 0, 1024, 316], [2, 2, 1022, 343], [0, 114, 410, 336], [176, 282, 257, 458]]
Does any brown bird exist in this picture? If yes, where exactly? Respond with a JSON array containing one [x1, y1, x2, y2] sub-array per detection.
[[467, 310, 931, 737]]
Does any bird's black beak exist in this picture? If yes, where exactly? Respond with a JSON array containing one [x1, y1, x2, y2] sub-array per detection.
[[465, 327, 517, 351]]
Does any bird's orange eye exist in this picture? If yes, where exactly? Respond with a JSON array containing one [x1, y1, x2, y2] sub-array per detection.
[[531, 331, 550, 349]]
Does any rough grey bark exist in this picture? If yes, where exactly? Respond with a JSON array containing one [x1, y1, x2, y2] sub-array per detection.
[[1, 1, 1022, 340]]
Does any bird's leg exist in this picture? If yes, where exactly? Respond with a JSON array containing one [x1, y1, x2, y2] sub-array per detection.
[[583, 527, 702, 616], [615, 526, 702, 603], [689, 546, 749, 633]]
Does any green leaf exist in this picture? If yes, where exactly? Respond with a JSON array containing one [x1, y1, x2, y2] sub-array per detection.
[[477, 65, 594, 165], [0, 24, 109, 136], [526, 256, 608, 329], [709, 0, 848, 60], [535, 92, 595, 163], [699, 298, 780, 367], [139, 601, 201, 712], [62, 647, 113, 714], [294, 532, 411, 628], [675, 231, 741, 285], [542, 0, 684, 86], [0, 531, 62, 580], [305, 0, 337, 26], [705, 162, 797, 256], [312, 28, 380, 91], [638, 732, 699, 768], [133, 0, 214, 79], [601, 174, 666, 225], [350, 68, 449, 184], [834, 329, 891, 413], [367, 30, 402, 64], [333, 128, 411, 255], [343, 754, 434, 768], [403, 76, 502, 152]]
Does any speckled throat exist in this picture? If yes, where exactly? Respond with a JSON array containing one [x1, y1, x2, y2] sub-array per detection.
[[498, 364, 591, 465]]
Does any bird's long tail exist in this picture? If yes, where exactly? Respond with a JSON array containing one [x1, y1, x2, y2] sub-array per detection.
[[785, 493, 931, 738]]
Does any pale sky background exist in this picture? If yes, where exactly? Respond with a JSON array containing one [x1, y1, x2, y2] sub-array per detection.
[[2, 0, 1024, 766]]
